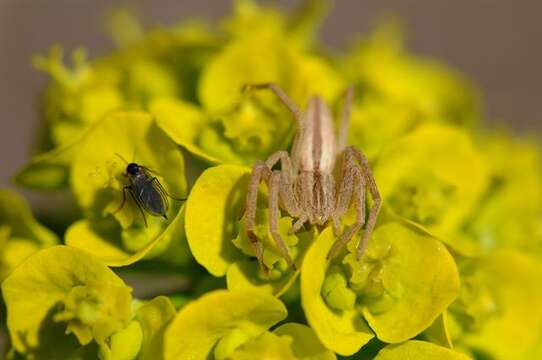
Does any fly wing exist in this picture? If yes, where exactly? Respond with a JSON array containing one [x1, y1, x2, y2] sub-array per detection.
[[149, 177, 170, 213], [138, 180, 168, 217]]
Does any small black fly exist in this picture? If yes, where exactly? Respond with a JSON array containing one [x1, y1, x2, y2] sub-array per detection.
[[113, 154, 185, 226]]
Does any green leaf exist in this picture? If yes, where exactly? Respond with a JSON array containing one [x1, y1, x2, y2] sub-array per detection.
[[374, 340, 471, 360], [301, 227, 374, 356], [374, 124, 488, 255], [273, 323, 336, 360], [67, 111, 187, 266], [345, 221, 460, 343], [185, 164, 248, 276], [164, 289, 287, 360], [2, 246, 132, 357], [134, 296, 176, 360], [0, 189, 58, 279]]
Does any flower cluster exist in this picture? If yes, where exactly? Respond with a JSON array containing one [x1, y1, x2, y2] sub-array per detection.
[[2, 1, 542, 359]]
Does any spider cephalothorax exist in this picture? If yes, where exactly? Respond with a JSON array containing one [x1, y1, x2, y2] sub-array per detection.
[[243, 83, 381, 272]]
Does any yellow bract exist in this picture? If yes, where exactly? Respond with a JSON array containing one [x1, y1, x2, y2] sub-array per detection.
[[67, 111, 188, 266], [2, 246, 132, 356], [185, 165, 248, 276], [374, 124, 488, 255], [0, 189, 58, 279], [374, 340, 471, 360], [134, 296, 177, 360], [452, 251, 542, 359], [348, 221, 460, 343], [301, 227, 374, 356], [164, 290, 287, 360]]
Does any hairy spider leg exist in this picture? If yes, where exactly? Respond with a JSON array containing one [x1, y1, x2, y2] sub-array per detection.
[[269, 171, 296, 270], [245, 161, 271, 273], [327, 153, 366, 259]]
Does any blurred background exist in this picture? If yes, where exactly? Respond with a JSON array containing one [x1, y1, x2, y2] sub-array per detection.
[[1, 0, 541, 203]]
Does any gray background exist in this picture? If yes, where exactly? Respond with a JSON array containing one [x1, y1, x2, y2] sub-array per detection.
[[1, 0, 541, 198]]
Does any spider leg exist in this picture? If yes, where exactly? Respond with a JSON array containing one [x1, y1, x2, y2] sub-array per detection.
[[289, 215, 308, 235], [242, 83, 302, 123], [265, 150, 300, 217], [245, 161, 271, 273], [269, 171, 296, 271], [327, 166, 365, 260], [348, 147, 382, 260], [332, 152, 355, 236], [338, 86, 354, 151]]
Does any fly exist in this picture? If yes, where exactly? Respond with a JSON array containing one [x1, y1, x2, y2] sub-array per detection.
[[114, 154, 185, 226]]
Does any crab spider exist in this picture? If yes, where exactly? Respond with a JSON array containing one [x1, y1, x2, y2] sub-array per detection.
[[242, 83, 381, 272]]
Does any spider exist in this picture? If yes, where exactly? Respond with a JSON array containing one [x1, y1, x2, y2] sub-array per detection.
[[242, 83, 381, 272]]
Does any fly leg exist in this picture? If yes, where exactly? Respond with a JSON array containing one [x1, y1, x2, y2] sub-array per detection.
[[149, 177, 186, 201], [128, 188, 148, 227], [114, 185, 149, 227], [113, 185, 131, 214]]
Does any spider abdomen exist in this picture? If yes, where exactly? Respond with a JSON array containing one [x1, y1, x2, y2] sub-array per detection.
[[297, 97, 337, 174]]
